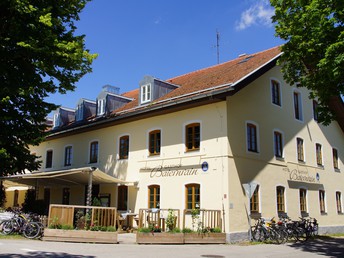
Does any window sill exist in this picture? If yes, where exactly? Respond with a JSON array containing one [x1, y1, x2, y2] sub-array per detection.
[[337, 212, 344, 215], [278, 212, 288, 218], [320, 212, 327, 216], [250, 212, 261, 219], [275, 157, 285, 161], [317, 165, 324, 169], [301, 212, 309, 217], [298, 160, 305, 164], [334, 168, 341, 173]]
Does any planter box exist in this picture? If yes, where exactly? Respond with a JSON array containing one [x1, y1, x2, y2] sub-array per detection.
[[136, 232, 184, 244], [43, 229, 118, 244], [184, 233, 226, 244]]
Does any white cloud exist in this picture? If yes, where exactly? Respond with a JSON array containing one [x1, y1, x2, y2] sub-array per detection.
[[235, 1, 274, 31]]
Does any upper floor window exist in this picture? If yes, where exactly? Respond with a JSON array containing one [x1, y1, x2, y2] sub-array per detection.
[[53, 113, 60, 128], [299, 188, 307, 213], [274, 131, 283, 158], [149, 130, 161, 155], [333, 148, 339, 169], [185, 183, 200, 210], [46, 150, 53, 168], [313, 100, 319, 121], [271, 80, 281, 106], [293, 91, 303, 121], [97, 99, 105, 115], [247, 123, 258, 153], [119, 136, 129, 159], [141, 83, 151, 104], [316, 143, 323, 166], [276, 186, 285, 214], [336, 191, 342, 214], [89, 141, 98, 163], [297, 137, 304, 162], [250, 185, 260, 213], [76, 104, 83, 121], [319, 190, 326, 213], [64, 146, 72, 166], [185, 123, 200, 152], [148, 185, 160, 209]]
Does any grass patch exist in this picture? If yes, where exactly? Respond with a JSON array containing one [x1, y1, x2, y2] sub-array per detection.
[[0, 233, 26, 240]]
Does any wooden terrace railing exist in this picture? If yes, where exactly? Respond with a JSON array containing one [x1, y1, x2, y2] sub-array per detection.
[[48, 204, 117, 229]]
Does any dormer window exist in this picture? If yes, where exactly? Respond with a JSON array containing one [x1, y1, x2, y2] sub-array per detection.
[[76, 104, 83, 121], [141, 83, 151, 104], [53, 113, 60, 128], [97, 99, 105, 115]]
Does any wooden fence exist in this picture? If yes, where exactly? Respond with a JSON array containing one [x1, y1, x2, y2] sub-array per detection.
[[182, 209, 223, 231], [138, 208, 180, 232], [48, 204, 117, 229]]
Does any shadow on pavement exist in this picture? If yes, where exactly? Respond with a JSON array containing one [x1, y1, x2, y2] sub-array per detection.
[[289, 236, 344, 258], [0, 252, 95, 258]]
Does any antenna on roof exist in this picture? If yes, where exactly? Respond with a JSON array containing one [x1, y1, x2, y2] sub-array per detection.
[[216, 29, 220, 64]]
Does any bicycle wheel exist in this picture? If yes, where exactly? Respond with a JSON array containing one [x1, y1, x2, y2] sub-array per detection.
[[270, 228, 283, 244], [295, 227, 307, 242], [251, 226, 261, 241], [23, 222, 41, 239], [0, 220, 14, 235]]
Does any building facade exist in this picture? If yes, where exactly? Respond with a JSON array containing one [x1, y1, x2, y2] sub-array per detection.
[[3, 46, 344, 241]]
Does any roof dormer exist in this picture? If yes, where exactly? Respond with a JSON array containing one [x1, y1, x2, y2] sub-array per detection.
[[96, 85, 133, 116], [139, 75, 179, 105], [75, 99, 96, 122], [52, 107, 75, 129]]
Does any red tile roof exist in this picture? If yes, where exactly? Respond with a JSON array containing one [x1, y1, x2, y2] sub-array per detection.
[[114, 45, 282, 114]]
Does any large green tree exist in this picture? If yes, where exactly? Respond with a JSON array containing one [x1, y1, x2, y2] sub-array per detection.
[[0, 0, 97, 176], [270, 0, 344, 125]]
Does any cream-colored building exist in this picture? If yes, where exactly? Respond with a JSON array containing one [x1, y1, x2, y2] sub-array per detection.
[[3, 46, 344, 241]]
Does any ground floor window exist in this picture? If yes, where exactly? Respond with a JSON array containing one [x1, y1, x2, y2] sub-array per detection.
[[117, 185, 128, 211], [250, 185, 260, 213], [276, 186, 285, 214], [336, 191, 342, 214], [319, 190, 326, 214], [148, 185, 160, 208], [299, 188, 307, 213], [185, 183, 200, 210]]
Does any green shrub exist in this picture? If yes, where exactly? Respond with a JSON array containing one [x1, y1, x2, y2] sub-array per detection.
[[61, 224, 74, 230], [182, 228, 193, 233], [210, 227, 222, 233], [138, 227, 152, 233], [169, 228, 181, 233], [106, 226, 116, 232]]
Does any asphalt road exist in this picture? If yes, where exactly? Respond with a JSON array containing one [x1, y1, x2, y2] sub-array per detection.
[[0, 234, 343, 258]]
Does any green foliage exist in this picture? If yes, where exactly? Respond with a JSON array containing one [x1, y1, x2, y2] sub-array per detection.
[[48, 216, 61, 229], [270, 0, 344, 125], [165, 209, 177, 231], [61, 224, 74, 230], [0, 0, 97, 176], [138, 227, 153, 233], [210, 227, 222, 233], [182, 227, 193, 233]]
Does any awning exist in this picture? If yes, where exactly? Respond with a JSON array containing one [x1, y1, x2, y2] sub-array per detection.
[[0, 167, 129, 187]]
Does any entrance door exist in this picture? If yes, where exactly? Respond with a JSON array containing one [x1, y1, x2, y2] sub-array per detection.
[[117, 185, 128, 211]]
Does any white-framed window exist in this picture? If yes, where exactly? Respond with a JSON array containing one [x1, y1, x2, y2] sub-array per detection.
[[271, 79, 282, 106], [53, 112, 60, 128], [64, 145, 73, 166], [141, 83, 152, 104], [276, 185, 286, 214], [296, 137, 305, 162], [76, 104, 84, 121], [316, 143, 323, 166], [293, 90, 303, 121], [97, 99, 105, 115], [45, 149, 53, 169], [246, 121, 259, 153], [299, 188, 308, 214], [319, 189, 326, 214], [336, 191, 343, 214], [313, 100, 319, 122], [333, 148, 339, 170], [273, 130, 284, 158], [89, 140, 99, 164]]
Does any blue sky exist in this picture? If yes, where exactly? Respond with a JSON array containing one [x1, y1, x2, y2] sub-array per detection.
[[46, 0, 284, 110]]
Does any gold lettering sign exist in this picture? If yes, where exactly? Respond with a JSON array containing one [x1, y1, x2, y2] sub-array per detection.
[[140, 164, 199, 178], [284, 168, 317, 183]]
